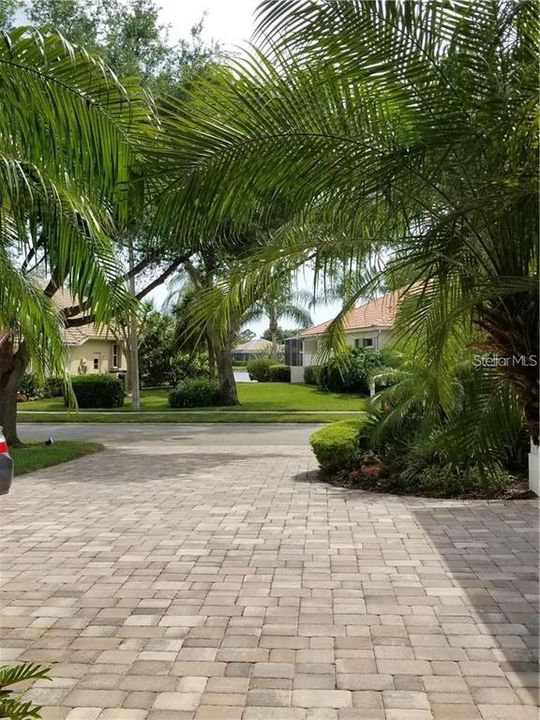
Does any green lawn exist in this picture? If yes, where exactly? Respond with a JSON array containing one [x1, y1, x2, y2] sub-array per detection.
[[20, 383, 368, 413], [11, 441, 104, 475]]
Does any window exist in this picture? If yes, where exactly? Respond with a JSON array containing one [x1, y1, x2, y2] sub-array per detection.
[[93, 355, 99, 370], [355, 337, 374, 348], [285, 338, 303, 367], [112, 344, 119, 367]]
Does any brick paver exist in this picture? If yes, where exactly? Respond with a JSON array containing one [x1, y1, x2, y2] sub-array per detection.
[[1, 428, 538, 720]]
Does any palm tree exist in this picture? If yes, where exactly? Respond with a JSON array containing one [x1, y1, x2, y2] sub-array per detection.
[[248, 285, 313, 358], [367, 316, 525, 480], [0, 28, 151, 444], [146, 1, 538, 444]]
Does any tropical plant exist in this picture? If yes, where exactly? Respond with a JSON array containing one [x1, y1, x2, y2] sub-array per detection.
[[18, 374, 41, 399], [137, 307, 209, 387], [366, 332, 526, 484], [0, 662, 50, 720], [146, 0, 538, 454], [136, 309, 172, 385], [167, 229, 281, 405], [318, 346, 385, 395], [247, 284, 313, 357], [20, 1, 219, 412], [168, 255, 244, 404], [0, 28, 151, 444]]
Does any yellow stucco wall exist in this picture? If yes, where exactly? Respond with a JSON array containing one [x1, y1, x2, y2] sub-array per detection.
[[67, 339, 124, 376]]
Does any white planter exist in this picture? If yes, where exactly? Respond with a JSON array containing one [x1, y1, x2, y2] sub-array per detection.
[[290, 366, 305, 384], [529, 441, 539, 495]]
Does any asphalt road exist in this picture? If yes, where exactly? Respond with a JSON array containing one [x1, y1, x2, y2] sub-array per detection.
[[19, 422, 322, 447]]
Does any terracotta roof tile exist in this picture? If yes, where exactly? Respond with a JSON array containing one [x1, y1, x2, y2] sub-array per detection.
[[300, 289, 402, 337]]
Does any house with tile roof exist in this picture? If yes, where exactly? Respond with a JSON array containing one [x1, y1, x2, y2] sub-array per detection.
[[286, 289, 401, 383], [34, 281, 125, 376], [232, 337, 284, 361], [63, 321, 124, 376]]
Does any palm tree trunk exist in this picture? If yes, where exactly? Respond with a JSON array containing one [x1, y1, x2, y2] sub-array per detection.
[[0, 338, 28, 447], [271, 329, 278, 359], [478, 293, 539, 444], [206, 332, 216, 378], [269, 308, 278, 359], [501, 360, 538, 444], [125, 352, 133, 394], [510, 370, 538, 444], [216, 332, 239, 405]]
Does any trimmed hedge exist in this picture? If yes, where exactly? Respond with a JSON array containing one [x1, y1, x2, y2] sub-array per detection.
[[303, 365, 322, 385], [169, 378, 220, 408], [310, 419, 365, 472], [269, 364, 291, 382], [69, 374, 125, 408], [246, 358, 274, 382]]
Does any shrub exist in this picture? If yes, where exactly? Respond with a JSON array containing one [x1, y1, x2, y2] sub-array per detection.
[[247, 358, 274, 382], [68, 374, 125, 408], [43, 376, 64, 397], [232, 360, 249, 366], [169, 378, 220, 408], [414, 462, 509, 497], [269, 364, 291, 382], [19, 372, 41, 397], [303, 365, 322, 385], [310, 419, 366, 472], [318, 358, 347, 392], [319, 347, 384, 394], [167, 352, 209, 387]]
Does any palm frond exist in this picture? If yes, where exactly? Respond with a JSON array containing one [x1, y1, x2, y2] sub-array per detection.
[[0, 663, 50, 689], [0, 696, 42, 720], [0, 28, 153, 395], [144, 0, 537, 441]]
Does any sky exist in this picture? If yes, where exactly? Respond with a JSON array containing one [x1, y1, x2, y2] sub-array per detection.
[[159, 0, 259, 50]]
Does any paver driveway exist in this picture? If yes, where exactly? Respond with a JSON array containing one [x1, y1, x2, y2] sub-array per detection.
[[1, 424, 538, 720]]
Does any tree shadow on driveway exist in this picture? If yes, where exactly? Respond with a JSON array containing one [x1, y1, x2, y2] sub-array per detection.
[[292, 467, 539, 703], [412, 501, 539, 703]]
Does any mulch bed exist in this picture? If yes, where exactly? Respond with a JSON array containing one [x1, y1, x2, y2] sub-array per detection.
[[324, 471, 534, 500]]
